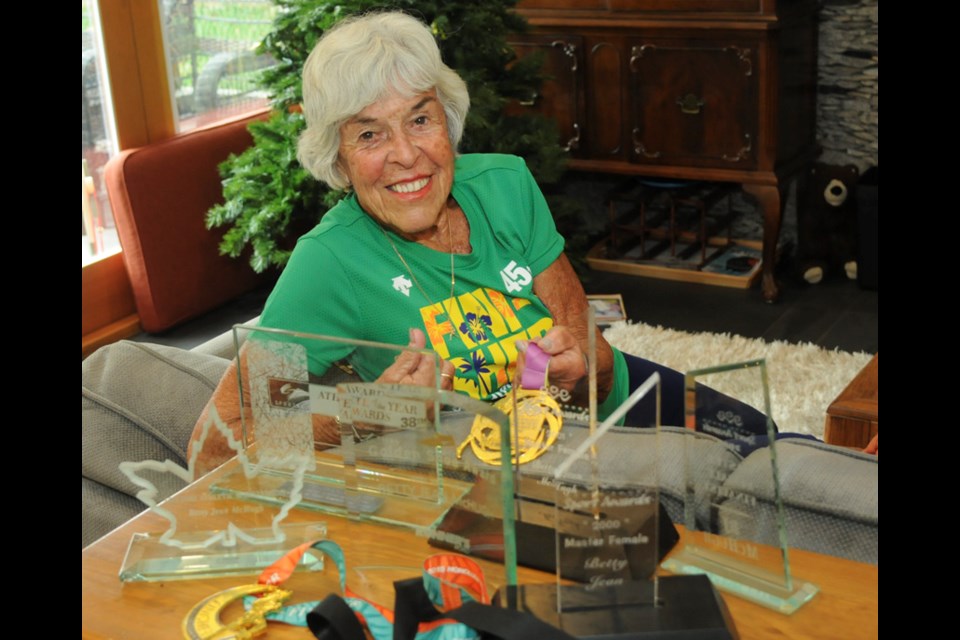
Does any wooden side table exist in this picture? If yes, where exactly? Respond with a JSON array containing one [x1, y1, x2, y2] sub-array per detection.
[[824, 354, 878, 449]]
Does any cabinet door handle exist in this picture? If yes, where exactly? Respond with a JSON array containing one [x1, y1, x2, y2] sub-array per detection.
[[632, 128, 661, 158], [564, 123, 581, 151], [677, 94, 705, 115]]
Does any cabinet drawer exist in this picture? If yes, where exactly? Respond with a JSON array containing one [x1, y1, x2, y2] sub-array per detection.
[[507, 34, 585, 155], [629, 38, 758, 169]]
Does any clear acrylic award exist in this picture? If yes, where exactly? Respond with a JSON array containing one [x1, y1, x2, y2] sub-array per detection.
[[661, 359, 819, 613], [210, 324, 520, 594], [117, 329, 325, 583], [491, 308, 735, 636]]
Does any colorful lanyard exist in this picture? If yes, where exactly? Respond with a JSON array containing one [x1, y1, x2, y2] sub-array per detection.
[[247, 539, 486, 640]]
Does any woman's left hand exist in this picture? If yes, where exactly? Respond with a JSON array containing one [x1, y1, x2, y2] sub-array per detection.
[[531, 254, 615, 403], [517, 326, 587, 394]]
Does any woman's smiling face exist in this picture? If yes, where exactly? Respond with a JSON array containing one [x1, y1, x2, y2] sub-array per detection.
[[337, 89, 455, 241]]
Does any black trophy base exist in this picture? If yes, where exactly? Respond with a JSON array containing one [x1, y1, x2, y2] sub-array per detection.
[[497, 575, 738, 640]]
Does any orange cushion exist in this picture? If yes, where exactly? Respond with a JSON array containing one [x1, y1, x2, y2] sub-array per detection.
[[105, 111, 268, 332]]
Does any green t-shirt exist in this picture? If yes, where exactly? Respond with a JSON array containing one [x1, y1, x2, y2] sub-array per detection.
[[260, 153, 628, 412]]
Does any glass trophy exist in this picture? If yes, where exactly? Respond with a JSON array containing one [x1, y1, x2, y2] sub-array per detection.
[[543, 370, 664, 633], [661, 359, 819, 613], [209, 324, 519, 595], [486, 308, 735, 637], [118, 333, 325, 582]]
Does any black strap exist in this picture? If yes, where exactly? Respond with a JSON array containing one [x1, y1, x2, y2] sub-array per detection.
[[393, 577, 576, 640], [308, 577, 577, 640], [393, 578, 444, 640], [306, 593, 367, 640]]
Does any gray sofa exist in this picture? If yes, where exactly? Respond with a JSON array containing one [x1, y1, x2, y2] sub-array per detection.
[[82, 339, 232, 547], [82, 333, 878, 565]]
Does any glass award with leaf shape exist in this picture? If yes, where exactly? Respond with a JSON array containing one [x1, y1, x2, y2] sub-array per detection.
[[210, 324, 520, 595], [117, 328, 324, 581], [661, 359, 819, 613]]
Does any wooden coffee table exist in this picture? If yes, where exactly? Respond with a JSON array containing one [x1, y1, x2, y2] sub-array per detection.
[[82, 458, 878, 640], [825, 354, 878, 449]]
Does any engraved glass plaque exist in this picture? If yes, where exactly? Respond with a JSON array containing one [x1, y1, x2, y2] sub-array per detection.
[[661, 359, 819, 613], [239, 331, 317, 471], [497, 308, 736, 637], [211, 326, 453, 529], [209, 324, 519, 593], [548, 370, 664, 621], [118, 322, 325, 581]]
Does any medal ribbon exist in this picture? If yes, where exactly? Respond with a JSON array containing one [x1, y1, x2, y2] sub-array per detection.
[[519, 341, 551, 391], [246, 539, 487, 640]]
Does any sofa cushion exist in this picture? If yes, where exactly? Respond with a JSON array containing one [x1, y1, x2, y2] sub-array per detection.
[[193, 316, 261, 359], [717, 438, 878, 564], [82, 341, 230, 496], [82, 476, 146, 549]]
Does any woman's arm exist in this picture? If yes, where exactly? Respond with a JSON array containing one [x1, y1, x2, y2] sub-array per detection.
[[187, 347, 343, 477], [528, 253, 615, 402], [186, 358, 249, 477]]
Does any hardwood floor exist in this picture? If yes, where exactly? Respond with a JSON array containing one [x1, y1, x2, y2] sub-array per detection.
[[582, 269, 878, 354]]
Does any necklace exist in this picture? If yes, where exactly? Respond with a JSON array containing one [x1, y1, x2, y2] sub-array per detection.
[[381, 210, 457, 307]]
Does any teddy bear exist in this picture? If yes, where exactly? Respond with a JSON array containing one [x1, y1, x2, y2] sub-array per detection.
[[797, 163, 859, 284]]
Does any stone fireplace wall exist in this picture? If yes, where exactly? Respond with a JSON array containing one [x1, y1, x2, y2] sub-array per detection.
[[817, 0, 878, 170]]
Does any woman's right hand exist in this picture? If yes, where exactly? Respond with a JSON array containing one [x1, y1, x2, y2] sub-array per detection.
[[377, 328, 456, 392]]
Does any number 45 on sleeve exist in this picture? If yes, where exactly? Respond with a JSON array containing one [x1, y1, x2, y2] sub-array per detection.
[[500, 260, 532, 293]]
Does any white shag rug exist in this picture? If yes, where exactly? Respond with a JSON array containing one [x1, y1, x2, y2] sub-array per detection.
[[603, 322, 873, 438]]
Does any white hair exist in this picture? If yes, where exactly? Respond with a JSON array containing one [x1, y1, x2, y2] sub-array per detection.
[[297, 12, 470, 190]]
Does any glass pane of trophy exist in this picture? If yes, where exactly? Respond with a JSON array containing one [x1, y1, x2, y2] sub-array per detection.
[[210, 326, 441, 528], [485, 307, 686, 633], [119, 324, 331, 581], [237, 326, 317, 470], [662, 359, 819, 613], [211, 324, 519, 595], [489, 308, 739, 637]]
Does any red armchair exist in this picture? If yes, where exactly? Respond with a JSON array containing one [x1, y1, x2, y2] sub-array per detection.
[[104, 111, 268, 332]]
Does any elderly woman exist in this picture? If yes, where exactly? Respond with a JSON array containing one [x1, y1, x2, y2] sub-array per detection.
[[190, 11, 769, 470], [269, 11, 621, 410]]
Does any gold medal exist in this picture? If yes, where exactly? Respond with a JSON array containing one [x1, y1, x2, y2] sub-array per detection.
[[457, 389, 563, 465], [182, 584, 292, 640]]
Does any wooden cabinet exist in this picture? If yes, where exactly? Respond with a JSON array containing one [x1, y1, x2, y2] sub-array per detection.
[[629, 38, 758, 167], [511, 0, 820, 301]]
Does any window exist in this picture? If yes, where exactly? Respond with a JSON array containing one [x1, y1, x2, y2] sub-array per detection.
[[82, 0, 276, 355], [82, 0, 119, 267], [162, 0, 276, 132]]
